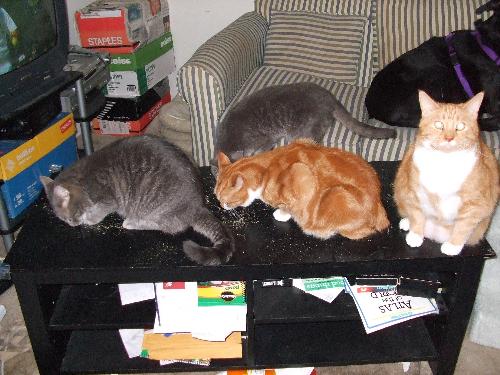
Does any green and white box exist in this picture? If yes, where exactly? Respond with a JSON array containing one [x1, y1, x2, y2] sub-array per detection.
[[106, 32, 174, 98]]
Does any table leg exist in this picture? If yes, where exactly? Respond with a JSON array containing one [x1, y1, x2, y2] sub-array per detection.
[[12, 274, 62, 375], [430, 257, 484, 375]]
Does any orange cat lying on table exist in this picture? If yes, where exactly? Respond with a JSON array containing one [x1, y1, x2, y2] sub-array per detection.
[[215, 139, 389, 240]]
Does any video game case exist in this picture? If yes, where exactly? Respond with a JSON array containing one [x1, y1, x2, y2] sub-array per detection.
[[355, 276, 399, 286], [397, 277, 443, 298]]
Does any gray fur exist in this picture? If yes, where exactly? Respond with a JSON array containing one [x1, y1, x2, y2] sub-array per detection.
[[213, 82, 396, 170], [40, 135, 234, 266]]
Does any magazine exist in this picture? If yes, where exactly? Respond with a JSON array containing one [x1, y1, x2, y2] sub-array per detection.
[[344, 278, 439, 334]]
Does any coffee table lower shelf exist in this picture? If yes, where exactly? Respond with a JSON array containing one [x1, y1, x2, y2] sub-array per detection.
[[59, 318, 437, 374], [60, 330, 248, 374], [254, 319, 437, 367]]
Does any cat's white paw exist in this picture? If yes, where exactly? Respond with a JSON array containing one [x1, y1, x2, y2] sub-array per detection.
[[273, 209, 291, 222], [399, 218, 410, 231], [122, 219, 136, 229], [441, 242, 463, 256], [81, 213, 99, 225], [406, 231, 424, 247]]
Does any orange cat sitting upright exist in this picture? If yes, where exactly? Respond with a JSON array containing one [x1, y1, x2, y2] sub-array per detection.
[[394, 91, 499, 256], [215, 139, 389, 240]]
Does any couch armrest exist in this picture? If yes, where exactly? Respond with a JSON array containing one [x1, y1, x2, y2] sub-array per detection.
[[178, 12, 268, 166]]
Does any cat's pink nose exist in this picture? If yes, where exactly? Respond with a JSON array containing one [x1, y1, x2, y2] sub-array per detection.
[[445, 136, 454, 142]]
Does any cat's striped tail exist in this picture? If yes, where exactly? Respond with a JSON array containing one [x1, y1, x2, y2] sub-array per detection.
[[182, 208, 235, 266]]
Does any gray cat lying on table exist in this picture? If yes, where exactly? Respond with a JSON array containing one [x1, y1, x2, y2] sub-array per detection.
[[40, 135, 234, 266]]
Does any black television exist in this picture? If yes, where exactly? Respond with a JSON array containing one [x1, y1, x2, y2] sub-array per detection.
[[0, 0, 77, 138]]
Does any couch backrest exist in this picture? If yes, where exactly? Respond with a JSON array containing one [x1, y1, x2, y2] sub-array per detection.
[[254, 0, 492, 84], [255, 0, 373, 21], [255, 0, 376, 87], [374, 0, 490, 70]]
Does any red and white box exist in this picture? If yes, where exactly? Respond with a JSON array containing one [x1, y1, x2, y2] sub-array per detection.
[[92, 80, 171, 135], [75, 0, 169, 48]]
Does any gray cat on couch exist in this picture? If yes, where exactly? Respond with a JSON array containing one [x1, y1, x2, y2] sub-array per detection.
[[212, 82, 396, 173]]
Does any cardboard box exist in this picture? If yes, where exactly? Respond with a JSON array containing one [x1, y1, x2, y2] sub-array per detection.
[[92, 81, 171, 135], [0, 113, 76, 181], [105, 32, 174, 98], [92, 15, 170, 54], [0, 136, 78, 219], [75, 0, 169, 48]]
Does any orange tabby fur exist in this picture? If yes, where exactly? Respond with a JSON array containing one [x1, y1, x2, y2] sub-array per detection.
[[394, 91, 499, 256], [215, 139, 389, 240]]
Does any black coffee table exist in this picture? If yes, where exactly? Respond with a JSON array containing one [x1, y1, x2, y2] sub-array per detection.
[[5, 161, 495, 375]]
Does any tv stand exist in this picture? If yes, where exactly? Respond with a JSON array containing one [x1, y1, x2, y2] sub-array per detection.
[[0, 91, 61, 139], [0, 72, 95, 252], [0, 71, 80, 136], [5, 162, 494, 375]]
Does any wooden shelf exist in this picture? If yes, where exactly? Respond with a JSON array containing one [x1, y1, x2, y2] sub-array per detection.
[[60, 330, 247, 374], [49, 284, 156, 330], [253, 281, 449, 324], [253, 282, 358, 323], [253, 320, 438, 367]]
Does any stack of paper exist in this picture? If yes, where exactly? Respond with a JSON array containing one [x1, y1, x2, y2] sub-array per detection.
[[118, 328, 217, 364], [153, 281, 247, 341], [141, 331, 242, 360], [344, 278, 439, 334], [118, 281, 246, 362]]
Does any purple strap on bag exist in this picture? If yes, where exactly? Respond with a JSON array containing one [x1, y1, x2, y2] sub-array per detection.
[[445, 30, 499, 98]]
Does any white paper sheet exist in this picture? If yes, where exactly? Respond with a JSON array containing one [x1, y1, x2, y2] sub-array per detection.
[[292, 277, 345, 303], [191, 304, 247, 341], [118, 283, 155, 305], [153, 281, 198, 333], [118, 329, 144, 358], [153, 281, 247, 341]]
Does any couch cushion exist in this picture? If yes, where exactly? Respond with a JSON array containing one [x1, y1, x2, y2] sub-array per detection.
[[482, 132, 500, 160], [360, 119, 500, 162], [264, 11, 369, 84], [375, 0, 490, 70], [256, 0, 372, 22], [360, 119, 417, 161], [220, 66, 370, 155]]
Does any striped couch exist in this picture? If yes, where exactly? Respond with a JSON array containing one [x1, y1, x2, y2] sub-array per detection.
[[178, 0, 500, 167]]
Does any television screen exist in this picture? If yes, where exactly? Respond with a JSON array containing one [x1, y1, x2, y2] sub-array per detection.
[[0, 0, 57, 75]]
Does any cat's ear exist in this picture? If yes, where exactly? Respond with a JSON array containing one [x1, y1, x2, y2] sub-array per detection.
[[418, 90, 440, 116], [463, 92, 484, 116], [53, 185, 71, 208], [39, 176, 54, 192], [234, 175, 244, 190], [217, 152, 232, 169], [231, 174, 244, 190]]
